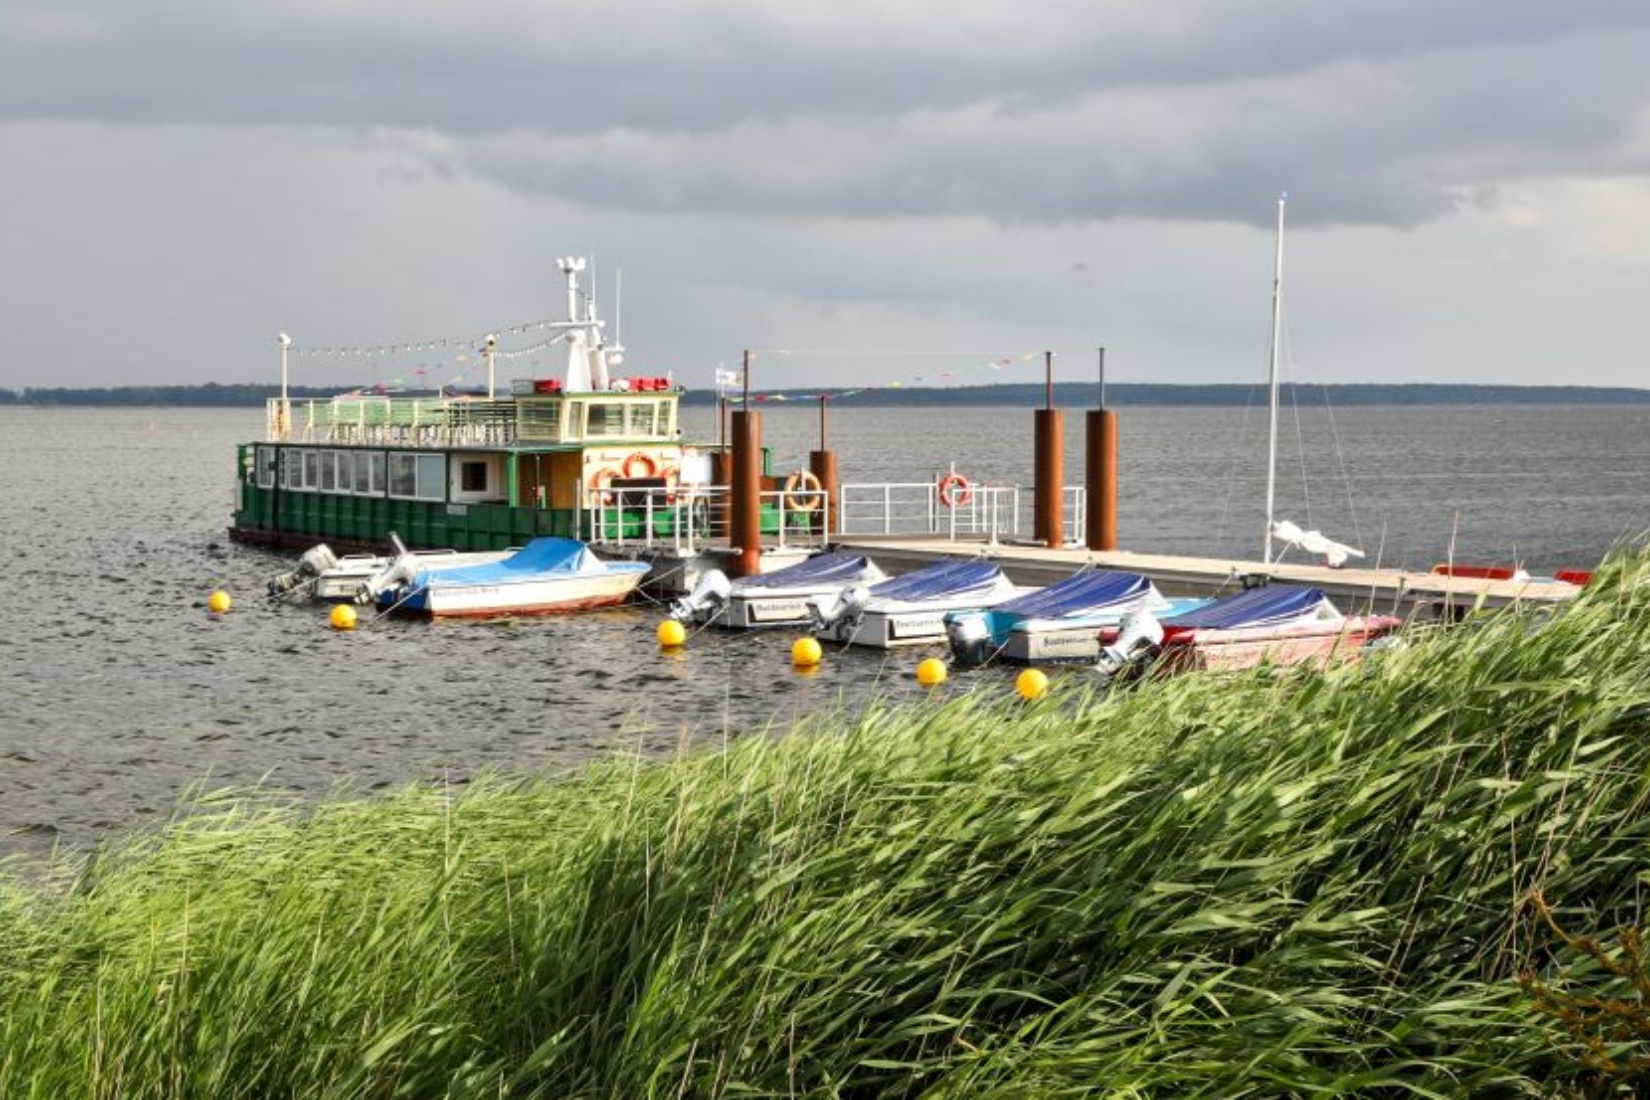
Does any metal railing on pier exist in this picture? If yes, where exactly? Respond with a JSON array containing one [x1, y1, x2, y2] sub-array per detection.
[[583, 480, 1092, 555]]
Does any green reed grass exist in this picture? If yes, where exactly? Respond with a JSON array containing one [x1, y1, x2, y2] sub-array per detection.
[[3, 555, 1650, 1097]]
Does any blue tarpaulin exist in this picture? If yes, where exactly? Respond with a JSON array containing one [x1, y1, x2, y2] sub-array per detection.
[[987, 570, 1152, 620], [741, 552, 878, 589], [1161, 585, 1326, 631], [868, 559, 1004, 602]]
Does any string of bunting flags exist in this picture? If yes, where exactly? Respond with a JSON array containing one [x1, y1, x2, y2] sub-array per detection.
[[287, 317, 572, 391], [716, 349, 1049, 402]]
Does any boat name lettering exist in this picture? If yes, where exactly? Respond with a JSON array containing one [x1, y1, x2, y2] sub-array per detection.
[[890, 615, 944, 638]]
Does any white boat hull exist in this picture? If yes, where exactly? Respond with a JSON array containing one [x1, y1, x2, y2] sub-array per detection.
[[408, 569, 647, 618]]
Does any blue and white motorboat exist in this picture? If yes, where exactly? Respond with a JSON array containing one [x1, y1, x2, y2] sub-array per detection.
[[810, 559, 1023, 648], [667, 551, 885, 629], [944, 569, 1212, 666], [371, 536, 649, 618]]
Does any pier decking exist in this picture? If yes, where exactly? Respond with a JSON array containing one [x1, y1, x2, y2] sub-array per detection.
[[829, 536, 1581, 621]]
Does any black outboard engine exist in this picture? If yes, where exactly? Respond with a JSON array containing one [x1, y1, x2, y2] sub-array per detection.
[[268, 544, 340, 599], [946, 612, 993, 668]]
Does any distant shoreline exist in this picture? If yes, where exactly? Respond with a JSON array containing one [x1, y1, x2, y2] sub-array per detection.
[[3, 381, 1649, 408]]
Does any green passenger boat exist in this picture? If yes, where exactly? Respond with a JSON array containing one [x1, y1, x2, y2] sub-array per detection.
[[230, 258, 769, 555]]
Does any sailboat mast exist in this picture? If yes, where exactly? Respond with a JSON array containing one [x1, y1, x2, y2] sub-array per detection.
[[1263, 193, 1286, 564]]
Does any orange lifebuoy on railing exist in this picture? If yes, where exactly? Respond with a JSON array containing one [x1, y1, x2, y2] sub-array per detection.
[[622, 451, 658, 479], [783, 469, 824, 512], [938, 473, 973, 509], [589, 466, 618, 506], [659, 464, 680, 503]]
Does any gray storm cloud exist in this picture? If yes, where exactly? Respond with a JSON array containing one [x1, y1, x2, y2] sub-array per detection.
[[4, 2, 1648, 227]]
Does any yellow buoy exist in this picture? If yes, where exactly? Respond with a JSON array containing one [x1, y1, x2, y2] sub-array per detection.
[[1015, 668, 1050, 701], [207, 589, 232, 614], [915, 657, 948, 686], [791, 636, 823, 667], [657, 619, 687, 647], [329, 604, 358, 631]]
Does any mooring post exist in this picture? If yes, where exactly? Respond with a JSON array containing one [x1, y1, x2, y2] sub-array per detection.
[[1033, 350, 1065, 548], [1085, 346, 1117, 551], [730, 351, 763, 577], [809, 394, 839, 537]]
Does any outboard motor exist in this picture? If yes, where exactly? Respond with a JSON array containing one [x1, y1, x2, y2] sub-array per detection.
[[1096, 609, 1165, 680], [810, 584, 871, 641], [669, 569, 732, 624], [268, 544, 341, 598], [357, 552, 420, 605], [946, 612, 993, 668]]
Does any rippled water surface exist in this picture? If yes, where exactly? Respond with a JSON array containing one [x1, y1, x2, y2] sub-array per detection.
[[2, 404, 1647, 863]]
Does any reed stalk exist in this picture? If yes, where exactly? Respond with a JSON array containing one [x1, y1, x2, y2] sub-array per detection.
[[3, 554, 1649, 1096]]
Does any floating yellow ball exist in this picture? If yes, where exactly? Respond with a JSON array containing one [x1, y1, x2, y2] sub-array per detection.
[[329, 604, 358, 631], [915, 657, 948, 686], [791, 636, 823, 667], [657, 619, 687, 647], [207, 589, 232, 614], [1015, 668, 1050, 701]]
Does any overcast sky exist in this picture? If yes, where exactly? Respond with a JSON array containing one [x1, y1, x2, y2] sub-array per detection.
[[3, 2, 1647, 392]]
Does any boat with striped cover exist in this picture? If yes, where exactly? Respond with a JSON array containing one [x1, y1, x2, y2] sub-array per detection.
[[944, 569, 1211, 666], [810, 559, 1023, 649]]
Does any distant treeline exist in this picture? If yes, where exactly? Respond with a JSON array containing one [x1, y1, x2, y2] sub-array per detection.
[[0, 384, 342, 407], [3, 382, 1648, 407], [692, 382, 1650, 407]]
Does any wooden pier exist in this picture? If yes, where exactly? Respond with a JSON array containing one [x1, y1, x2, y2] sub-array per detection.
[[831, 535, 1581, 621]]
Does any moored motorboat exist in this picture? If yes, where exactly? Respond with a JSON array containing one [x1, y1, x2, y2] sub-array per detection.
[[267, 539, 515, 602], [811, 559, 1023, 648], [944, 569, 1211, 666], [373, 536, 648, 618], [669, 551, 885, 629], [1101, 584, 1402, 675]]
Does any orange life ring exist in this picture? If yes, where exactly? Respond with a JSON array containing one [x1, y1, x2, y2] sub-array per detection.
[[589, 466, 617, 505], [658, 464, 680, 503], [938, 473, 973, 509], [622, 451, 658, 479], [783, 469, 824, 512]]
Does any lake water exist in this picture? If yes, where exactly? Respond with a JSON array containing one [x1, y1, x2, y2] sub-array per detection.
[[2, 403, 1647, 864]]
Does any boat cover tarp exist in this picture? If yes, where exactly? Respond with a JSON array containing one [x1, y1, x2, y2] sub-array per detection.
[[414, 537, 610, 587], [987, 570, 1152, 620], [741, 552, 877, 589], [868, 559, 1003, 602], [1161, 585, 1326, 631]]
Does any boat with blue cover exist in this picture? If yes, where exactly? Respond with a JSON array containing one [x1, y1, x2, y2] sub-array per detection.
[[810, 558, 1023, 648], [371, 536, 649, 618], [943, 569, 1211, 666], [1101, 584, 1403, 674], [668, 551, 885, 629]]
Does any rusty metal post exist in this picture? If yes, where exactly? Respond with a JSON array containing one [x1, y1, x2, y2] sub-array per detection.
[[1033, 351, 1064, 548], [730, 409, 762, 577], [1085, 408, 1118, 551]]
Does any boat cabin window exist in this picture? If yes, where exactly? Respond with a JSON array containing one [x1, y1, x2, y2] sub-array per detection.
[[303, 451, 320, 489], [319, 452, 337, 492], [460, 461, 487, 493], [586, 402, 626, 438], [256, 447, 276, 489], [388, 452, 447, 501]]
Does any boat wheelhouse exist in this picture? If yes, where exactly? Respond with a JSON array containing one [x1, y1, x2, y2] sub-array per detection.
[[231, 258, 767, 557]]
